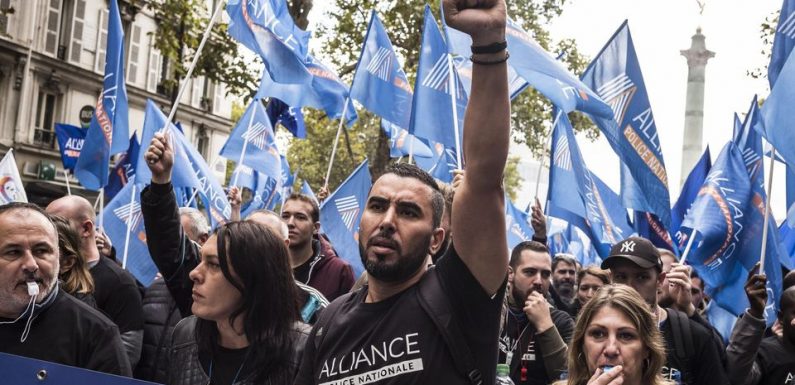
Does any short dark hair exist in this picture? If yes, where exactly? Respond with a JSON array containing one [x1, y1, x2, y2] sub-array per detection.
[[0, 202, 57, 234], [382, 163, 444, 229], [284, 193, 320, 222], [509, 240, 549, 268], [552, 254, 577, 272], [783, 270, 795, 291]]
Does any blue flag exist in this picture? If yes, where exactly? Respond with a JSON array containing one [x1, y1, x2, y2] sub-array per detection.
[[678, 142, 782, 322], [505, 197, 535, 251], [220, 100, 281, 181], [409, 6, 467, 155], [172, 131, 231, 228], [74, 0, 129, 191], [320, 160, 371, 277], [781, 219, 795, 266], [135, 100, 201, 189], [733, 113, 743, 141], [106, 133, 139, 201], [568, 223, 602, 267], [671, 147, 711, 240], [350, 11, 413, 128], [757, 48, 795, 170], [634, 212, 676, 253], [705, 301, 738, 344], [236, 166, 281, 219], [226, 0, 311, 84], [735, 96, 764, 181], [301, 180, 318, 205], [581, 21, 672, 228], [769, 0, 795, 86], [382, 120, 433, 159], [256, 54, 358, 126], [102, 176, 158, 286], [267, 98, 306, 139], [547, 113, 633, 256], [54, 123, 86, 171]]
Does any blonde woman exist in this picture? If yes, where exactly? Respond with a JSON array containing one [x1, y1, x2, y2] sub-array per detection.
[[555, 284, 674, 385], [51, 215, 96, 308]]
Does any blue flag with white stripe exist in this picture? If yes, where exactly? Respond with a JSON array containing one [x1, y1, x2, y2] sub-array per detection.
[[671, 146, 711, 242], [226, 0, 311, 84], [409, 6, 467, 155], [350, 11, 413, 129], [220, 99, 281, 181], [757, 47, 795, 170], [54, 123, 86, 171], [74, 0, 129, 190], [769, 0, 795, 86], [320, 160, 371, 277], [581, 21, 672, 228], [237, 167, 280, 219], [256, 54, 358, 126], [506, 197, 535, 251], [102, 176, 157, 286], [382, 120, 433, 159], [267, 98, 306, 139]]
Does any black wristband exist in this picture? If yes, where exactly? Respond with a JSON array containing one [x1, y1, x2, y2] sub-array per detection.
[[470, 51, 510, 65], [471, 41, 507, 54]]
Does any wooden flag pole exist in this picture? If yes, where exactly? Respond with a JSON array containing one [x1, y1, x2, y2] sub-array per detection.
[[759, 149, 777, 273], [679, 229, 699, 266], [447, 54, 463, 169], [323, 98, 350, 189]]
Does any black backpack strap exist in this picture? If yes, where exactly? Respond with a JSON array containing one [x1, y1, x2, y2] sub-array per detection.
[[666, 308, 694, 381], [416, 268, 483, 385]]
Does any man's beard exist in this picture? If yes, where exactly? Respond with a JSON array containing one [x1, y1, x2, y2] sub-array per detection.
[[359, 231, 430, 283], [511, 285, 543, 309], [555, 281, 575, 298]]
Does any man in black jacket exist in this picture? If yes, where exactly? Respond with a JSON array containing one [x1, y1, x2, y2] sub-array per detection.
[[0, 202, 130, 376]]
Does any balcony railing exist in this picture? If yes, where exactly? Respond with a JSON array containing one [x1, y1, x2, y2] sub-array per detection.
[[33, 128, 56, 148]]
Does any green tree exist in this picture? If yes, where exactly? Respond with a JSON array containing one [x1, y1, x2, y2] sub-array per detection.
[[142, 0, 259, 101], [749, 10, 778, 79], [287, 0, 595, 192]]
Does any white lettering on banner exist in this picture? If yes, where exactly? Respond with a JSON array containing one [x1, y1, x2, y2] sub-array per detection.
[[696, 169, 746, 267], [555, 79, 577, 101], [785, 371, 793, 383], [190, 159, 231, 220], [632, 108, 660, 153], [65, 138, 84, 151], [319, 359, 424, 385], [319, 333, 421, 380]]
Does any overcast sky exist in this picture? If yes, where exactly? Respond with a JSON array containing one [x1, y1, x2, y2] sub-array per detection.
[[307, 0, 790, 218]]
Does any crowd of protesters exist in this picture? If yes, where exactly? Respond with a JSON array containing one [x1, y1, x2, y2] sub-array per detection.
[[1, 1, 793, 384]]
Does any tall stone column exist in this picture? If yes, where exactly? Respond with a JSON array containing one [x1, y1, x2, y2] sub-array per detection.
[[680, 27, 714, 188]]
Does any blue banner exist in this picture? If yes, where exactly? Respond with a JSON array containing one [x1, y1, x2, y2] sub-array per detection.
[[301, 180, 318, 205], [382, 120, 433, 159], [54, 123, 86, 171], [256, 54, 358, 126], [757, 46, 795, 170], [319, 160, 371, 277], [671, 146, 711, 241], [408, 5, 467, 156], [220, 99, 281, 181], [102, 176, 158, 286], [505, 197, 535, 251], [74, 0, 129, 190], [769, 0, 795, 86], [581, 21, 672, 228], [226, 0, 311, 84], [0, 352, 158, 385], [350, 11, 413, 128]]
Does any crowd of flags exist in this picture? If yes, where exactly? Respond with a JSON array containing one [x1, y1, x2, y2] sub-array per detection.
[[2, 0, 795, 325]]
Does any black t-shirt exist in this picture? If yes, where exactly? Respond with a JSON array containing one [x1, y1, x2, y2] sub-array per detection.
[[90, 256, 144, 333], [659, 309, 729, 385], [756, 336, 795, 385], [0, 289, 131, 376], [198, 344, 254, 385], [498, 307, 573, 385], [295, 247, 506, 384]]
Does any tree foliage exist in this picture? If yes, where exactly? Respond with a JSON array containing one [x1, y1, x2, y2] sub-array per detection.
[[286, 0, 593, 192], [143, 0, 259, 100], [749, 10, 778, 79]]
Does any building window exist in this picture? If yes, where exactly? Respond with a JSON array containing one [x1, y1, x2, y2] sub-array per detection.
[[196, 126, 209, 159], [34, 89, 58, 148], [0, 0, 14, 36]]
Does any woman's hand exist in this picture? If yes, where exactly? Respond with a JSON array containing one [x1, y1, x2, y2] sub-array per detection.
[[587, 365, 623, 385]]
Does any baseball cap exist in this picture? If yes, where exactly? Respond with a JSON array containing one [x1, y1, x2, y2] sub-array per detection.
[[601, 237, 662, 271]]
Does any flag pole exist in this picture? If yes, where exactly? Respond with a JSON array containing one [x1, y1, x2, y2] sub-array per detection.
[[679, 229, 698, 265], [231, 102, 258, 187], [447, 54, 463, 169], [185, 188, 200, 207], [536, 110, 563, 202], [323, 98, 350, 189], [161, 0, 225, 133], [121, 183, 137, 269], [759, 149, 777, 273], [408, 138, 414, 164], [63, 169, 72, 196], [97, 188, 105, 230]]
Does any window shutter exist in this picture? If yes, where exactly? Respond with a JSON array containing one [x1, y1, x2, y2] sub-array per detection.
[[94, 8, 108, 73], [127, 24, 141, 84], [69, 0, 86, 64], [147, 39, 162, 93], [44, 0, 63, 56], [0, 0, 12, 35]]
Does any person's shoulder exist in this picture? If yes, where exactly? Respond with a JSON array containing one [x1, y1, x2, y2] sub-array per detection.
[[550, 307, 574, 324], [58, 291, 118, 331], [97, 257, 139, 287], [318, 253, 352, 271]]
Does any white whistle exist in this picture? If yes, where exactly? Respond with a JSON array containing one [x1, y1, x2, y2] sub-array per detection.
[[26, 281, 39, 297]]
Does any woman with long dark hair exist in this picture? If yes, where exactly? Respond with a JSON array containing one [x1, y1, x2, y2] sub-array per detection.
[[167, 221, 308, 385]]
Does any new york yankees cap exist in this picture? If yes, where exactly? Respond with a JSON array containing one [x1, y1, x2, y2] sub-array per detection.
[[601, 236, 662, 271]]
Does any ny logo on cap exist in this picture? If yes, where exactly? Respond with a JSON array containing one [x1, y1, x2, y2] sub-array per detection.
[[620, 240, 636, 253]]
